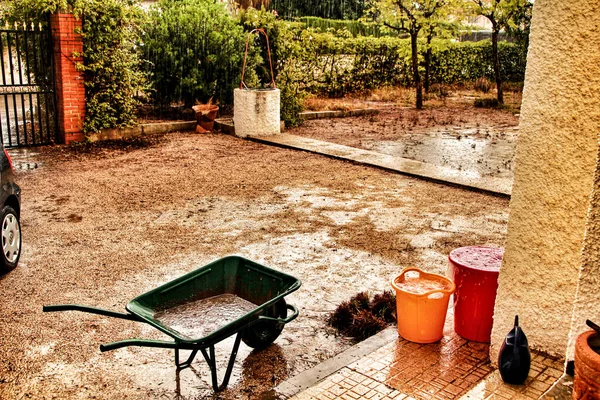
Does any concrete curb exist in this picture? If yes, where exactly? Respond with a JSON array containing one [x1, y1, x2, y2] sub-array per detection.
[[274, 327, 398, 399], [86, 109, 379, 142], [87, 121, 197, 142], [248, 134, 512, 197]]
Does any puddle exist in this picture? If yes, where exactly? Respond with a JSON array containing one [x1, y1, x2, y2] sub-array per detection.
[[7, 148, 43, 171], [363, 127, 517, 179], [273, 185, 359, 210]]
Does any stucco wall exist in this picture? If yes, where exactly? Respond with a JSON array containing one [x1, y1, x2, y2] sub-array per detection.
[[567, 151, 600, 361], [490, 0, 600, 361]]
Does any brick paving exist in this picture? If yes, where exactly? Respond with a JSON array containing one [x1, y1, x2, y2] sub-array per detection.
[[289, 317, 565, 400]]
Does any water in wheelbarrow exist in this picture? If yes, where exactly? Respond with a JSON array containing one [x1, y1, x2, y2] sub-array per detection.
[[154, 294, 257, 339]]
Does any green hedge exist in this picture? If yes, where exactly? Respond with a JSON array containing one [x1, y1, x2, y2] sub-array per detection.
[[430, 40, 527, 84], [271, 31, 527, 97], [298, 16, 397, 38]]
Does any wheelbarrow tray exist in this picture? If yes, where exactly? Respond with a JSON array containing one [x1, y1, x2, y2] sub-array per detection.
[[44, 255, 301, 392], [127, 255, 300, 344]]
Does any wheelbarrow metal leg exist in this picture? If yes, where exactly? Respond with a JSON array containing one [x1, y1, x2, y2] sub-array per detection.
[[175, 349, 199, 370], [199, 332, 243, 392]]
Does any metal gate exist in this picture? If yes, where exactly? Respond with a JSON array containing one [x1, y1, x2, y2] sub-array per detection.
[[0, 22, 58, 148]]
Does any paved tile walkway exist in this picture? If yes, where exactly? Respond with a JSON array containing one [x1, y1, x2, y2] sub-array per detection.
[[287, 317, 565, 400]]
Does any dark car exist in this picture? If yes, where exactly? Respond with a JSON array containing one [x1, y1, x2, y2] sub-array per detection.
[[0, 147, 20, 273]]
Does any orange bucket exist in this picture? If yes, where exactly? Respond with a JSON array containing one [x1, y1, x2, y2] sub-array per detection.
[[391, 267, 455, 343]]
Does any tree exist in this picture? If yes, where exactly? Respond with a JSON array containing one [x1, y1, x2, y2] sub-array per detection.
[[367, 0, 452, 109], [468, 0, 529, 104]]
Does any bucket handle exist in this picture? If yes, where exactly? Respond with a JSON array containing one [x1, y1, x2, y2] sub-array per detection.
[[391, 267, 455, 298], [240, 28, 276, 90]]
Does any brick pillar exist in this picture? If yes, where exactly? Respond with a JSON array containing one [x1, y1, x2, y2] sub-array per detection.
[[50, 13, 85, 144]]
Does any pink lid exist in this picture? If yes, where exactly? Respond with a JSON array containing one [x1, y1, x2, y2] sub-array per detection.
[[449, 246, 503, 272]]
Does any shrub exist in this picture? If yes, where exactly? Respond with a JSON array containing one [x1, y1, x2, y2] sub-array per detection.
[[474, 97, 499, 108], [143, 0, 246, 107], [79, 0, 148, 133], [474, 77, 492, 93], [239, 8, 308, 126]]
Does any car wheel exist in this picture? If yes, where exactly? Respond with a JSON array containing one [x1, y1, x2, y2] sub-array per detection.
[[0, 205, 20, 273]]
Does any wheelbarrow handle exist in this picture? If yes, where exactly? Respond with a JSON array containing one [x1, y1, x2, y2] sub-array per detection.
[[258, 304, 299, 324], [100, 339, 187, 352], [43, 304, 141, 321]]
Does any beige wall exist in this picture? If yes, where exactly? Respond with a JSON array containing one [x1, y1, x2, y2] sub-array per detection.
[[490, 0, 600, 361], [567, 153, 600, 360]]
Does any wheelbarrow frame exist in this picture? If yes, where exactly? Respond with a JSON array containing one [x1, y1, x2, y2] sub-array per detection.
[[43, 256, 301, 392]]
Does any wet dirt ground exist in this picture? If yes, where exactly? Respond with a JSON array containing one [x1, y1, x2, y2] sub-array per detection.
[[0, 131, 508, 399], [293, 99, 519, 180]]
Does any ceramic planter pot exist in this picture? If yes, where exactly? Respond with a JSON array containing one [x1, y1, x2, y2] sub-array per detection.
[[192, 105, 219, 133], [574, 330, 600, 399]]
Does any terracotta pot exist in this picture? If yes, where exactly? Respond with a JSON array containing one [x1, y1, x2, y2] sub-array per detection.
[[192, 105, 219, 133], [574, 330, 600, 399]]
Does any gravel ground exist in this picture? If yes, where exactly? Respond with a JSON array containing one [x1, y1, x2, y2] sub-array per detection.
[[0, 131, 508, 399]]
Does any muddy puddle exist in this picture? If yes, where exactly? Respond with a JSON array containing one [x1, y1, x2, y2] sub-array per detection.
[[154, 294, 257, 339], [365, 127, 517, 179]]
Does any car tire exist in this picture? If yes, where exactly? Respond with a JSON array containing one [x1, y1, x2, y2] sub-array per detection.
[[0, 205, 20, 273], [242, 299, 287, 350]]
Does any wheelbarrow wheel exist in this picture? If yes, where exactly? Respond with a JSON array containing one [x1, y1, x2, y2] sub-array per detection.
[[242, 299, 287, 349]]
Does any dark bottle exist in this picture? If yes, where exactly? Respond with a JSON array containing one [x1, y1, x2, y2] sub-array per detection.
[[498, 315, 531, 384]]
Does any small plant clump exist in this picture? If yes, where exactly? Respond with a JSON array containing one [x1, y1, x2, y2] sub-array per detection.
[[327, 291, 396, 341], [474, 98, 500, 108], [474, 77, 492, 93], [370, 290, 396, 323]]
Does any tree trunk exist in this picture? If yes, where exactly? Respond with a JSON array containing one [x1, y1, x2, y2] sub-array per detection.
[[424, 34, 433, 93], [411, 31, 423, 109], [491, 23, 503, 105]]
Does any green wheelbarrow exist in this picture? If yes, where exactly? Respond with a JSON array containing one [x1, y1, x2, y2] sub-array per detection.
[[43, 256, 301, 392]]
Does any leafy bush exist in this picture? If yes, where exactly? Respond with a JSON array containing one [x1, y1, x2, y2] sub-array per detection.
[[239, 9, 308, 126], [80, 0, 148, 133], [143, 0, 246, 107], [3, 0, 148, 134]]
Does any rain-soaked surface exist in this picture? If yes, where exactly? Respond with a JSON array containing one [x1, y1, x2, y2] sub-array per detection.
[[365, 127, 517, 179], [0, 131, 509, 399], [291, 104, 519, 181], [154, 294, 257, 339]]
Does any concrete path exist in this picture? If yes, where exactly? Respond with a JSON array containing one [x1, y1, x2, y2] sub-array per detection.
[[248, 134, 512, 197]]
